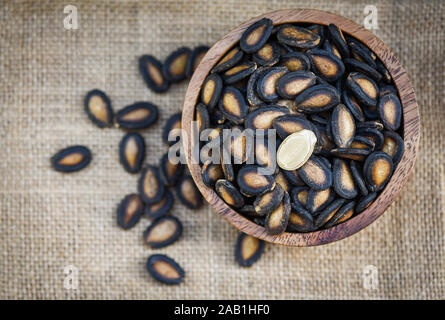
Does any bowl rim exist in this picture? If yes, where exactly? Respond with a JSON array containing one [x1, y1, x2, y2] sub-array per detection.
[[181, 8, 420, 247]]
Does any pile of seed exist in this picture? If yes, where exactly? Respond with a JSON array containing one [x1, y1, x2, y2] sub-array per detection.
[[51, 44, 266, 285], [196, 19, 404, 235]]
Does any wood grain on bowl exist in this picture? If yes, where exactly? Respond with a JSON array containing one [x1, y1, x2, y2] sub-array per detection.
[[182, 9, 420, 246]]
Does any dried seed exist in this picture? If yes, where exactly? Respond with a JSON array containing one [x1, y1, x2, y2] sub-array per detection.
[[277, 129, 317, 170], [215, 179, 245, 209], [119, 132, 146, 174], [117, 194, 144, 230], [290, 186, 309, 208], [220, 149, 235, 182], [212, 46, 244, 73], [195, 103, 210, 136], [159, 153, 184, 187], [176, 175, 203, 209], [254, 137, 276, 168], [240, 18, 274, 53], [376, 60, 392, 84], [330, 147, 370, 161], [356, 120, 384, 131], [363, 104, 380, 120], [324, 200, 355, 228], [222, 61, 257, 84], [277, 24, 321, 49], [162, 112, 182, 146], [307, 24, 326, 46], [51, 145, 92, 173], [287, 203, 314, 232], [143, 216, 182, 249], [297, 156, 333, 190], [275, 171, 292, 193], [327, 24, 349, 58], [356, 127, 384, 150], [331, 104, 356, 148], [344, 58, 382, 82], [382, 130, 404, 166], [146, 254, 184, 285], [210, 108, 226, 125], [294, 84, 340, 113], [342, 89, 365, 122], [116, 102, 159, 130], [310, 114, 329, 126], [239, 205, 258, 216], [378, 93, 402, 131], [201, 160, 223, 188], [245, 105, 290, 130], [281, 52, 311, 71], [314, 198, 345, 228], [223, 127, 253, 164], [349, 160, 369, 196], [139, 166, 165, 205], [144, 189, 174, 220], [235, 233, 265, 267], [237, 165, 276, 196], [218, 86, 249, 124], [306, 187, 335, 214], [319, 156, 332, 169], [379, 84, 398, 97], [273, 114, 314, 139], [138, 55, 170, 93], [201, 73, 223, 110], [84, 89, 114, 128], [350, 136, 375, 151], [162, 47, 191, 82], [253, 42, 280, 66], [346, 72, 379, 108], [276, 71, 316, 99], [282, 169, 305, 186], [322, 39, 342, 60], [256, 66, 287, 102], [265, 191, 291, 235], [363, 151, 393, 192], [314, 124, 336, 156], [333, 158, 358, 199], [254, 184, 285, 216], [186, 45, 209, 78], [246, 67, 268, 108], [356, 192, 377, 213], [307, 49, 345, 82], [348, 40, 376, 68]]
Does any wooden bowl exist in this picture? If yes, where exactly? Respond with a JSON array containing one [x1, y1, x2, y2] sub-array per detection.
[[182, 9, 420, 246]]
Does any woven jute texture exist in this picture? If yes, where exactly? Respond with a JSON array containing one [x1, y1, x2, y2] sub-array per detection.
[[0, 0, 443, 300]]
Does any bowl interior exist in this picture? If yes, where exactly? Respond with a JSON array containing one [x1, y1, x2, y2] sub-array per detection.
[[182, 9, 420, 246]]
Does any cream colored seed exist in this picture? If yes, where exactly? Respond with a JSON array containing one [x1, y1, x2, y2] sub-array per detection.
[[277, 129, 317, 170]]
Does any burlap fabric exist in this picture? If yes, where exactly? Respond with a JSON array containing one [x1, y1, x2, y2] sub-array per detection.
[[0, 0, 443, 300]]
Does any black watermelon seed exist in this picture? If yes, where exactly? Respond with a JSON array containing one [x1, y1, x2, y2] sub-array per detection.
[[144, 189, 174, 220], [162, 112, 182, 146], [116, 102, 159, 130], [146, 254, 184, 285], [117, 194, 144, 230], [138, 165, 165, 205], [186, 45, 209, 78], [162, 47, 191, 82], [143, 216, 183, 249], [235, 233, 265, 267], [51, 145, 92, 173], [138, 55, 170, 93], [84, 89, 114, 128], [119, 132, 145, 174], [175, 175, 203, 209]]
